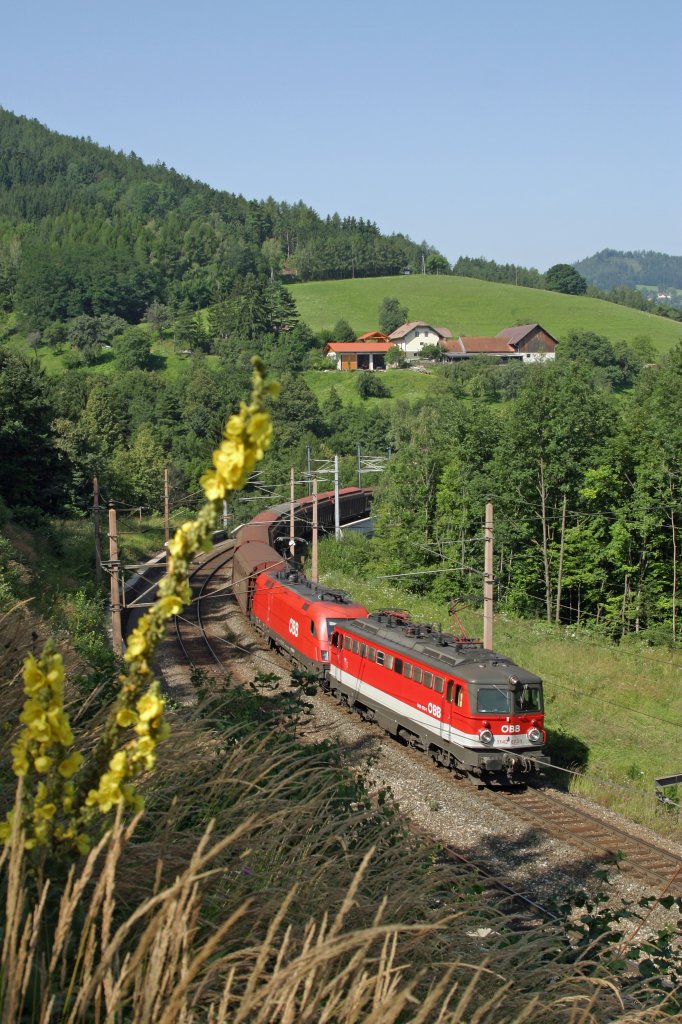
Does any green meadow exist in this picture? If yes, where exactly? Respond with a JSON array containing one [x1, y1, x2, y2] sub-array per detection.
[[290, 274, 682, 350]]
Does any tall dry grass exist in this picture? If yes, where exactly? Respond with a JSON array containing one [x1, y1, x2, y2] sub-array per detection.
[[1, 656, 680, 1021]]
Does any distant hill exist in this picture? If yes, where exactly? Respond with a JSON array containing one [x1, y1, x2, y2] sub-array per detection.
[[0, 109, 446, 326], [290, 275, 682, 351], [573, 249, 682, 291]]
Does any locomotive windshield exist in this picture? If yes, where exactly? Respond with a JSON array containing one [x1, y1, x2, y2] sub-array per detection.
[[513, 685, 543, 713], [476, 688, 510, 714]]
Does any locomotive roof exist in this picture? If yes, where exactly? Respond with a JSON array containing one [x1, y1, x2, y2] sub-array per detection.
[[338, 614, 541, 685], [265, 567, 362, 608]]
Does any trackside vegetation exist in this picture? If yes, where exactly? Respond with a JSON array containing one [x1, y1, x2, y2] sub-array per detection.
[[3, 368, 682, 1021]]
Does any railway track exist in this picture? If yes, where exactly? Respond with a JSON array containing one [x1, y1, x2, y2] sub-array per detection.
[[477, 782, 682, 895], [166, 547, 682, 905], [173, 542, 235, 670]]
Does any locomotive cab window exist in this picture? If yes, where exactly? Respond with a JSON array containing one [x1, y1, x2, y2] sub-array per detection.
[[310, 620, 316, 636], [513, 685, 543, 713], [331, 632, 340, 648], [476, 687, 510, 714], [455, 684, 463, 707], [446, 680, 454, 703]]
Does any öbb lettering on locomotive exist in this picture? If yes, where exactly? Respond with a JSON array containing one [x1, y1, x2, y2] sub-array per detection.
[[231, 486, 549, 784]]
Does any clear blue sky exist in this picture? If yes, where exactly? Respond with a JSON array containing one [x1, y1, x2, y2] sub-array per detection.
[[2, 0, 680, 270]]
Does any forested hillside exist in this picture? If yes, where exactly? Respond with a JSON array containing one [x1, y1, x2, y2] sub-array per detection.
[[0, 108, 445, 324], [574, 249, 682, 291]]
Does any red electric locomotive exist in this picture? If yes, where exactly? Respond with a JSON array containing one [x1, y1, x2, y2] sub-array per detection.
[[249, 566, 368, 675], [328, 612, 549, 782]]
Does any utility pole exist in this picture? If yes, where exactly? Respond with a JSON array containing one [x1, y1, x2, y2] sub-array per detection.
[[164, 467, 170, 567], [108, 501, 123, 655], [222, 499, 229, 532], [357, 442, 362, 488], [306, 444, 312, 488], [93, 476, 102, 584], [555, 493, 567, 625], [334, 454, 341, 540], [311, 477, 319, 583], [483, 501, 494, 651], [289, 466, 295, 560]]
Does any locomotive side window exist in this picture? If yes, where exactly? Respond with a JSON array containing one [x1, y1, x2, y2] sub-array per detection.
[[376, 650, 385, 666], [412, 667, 422, 683], [423, 671, 433, 689], [385, 654, 394, 669], [434, 676, 444, 694], [360, 643, 367, 658], [343, 636, 352, 651], [352, 639, 359, 654], [446, 680, 453, 703], [477, 688, 510, 713], [394, 657, 403, 674], [403, 663, 412, 679], [367, 647, 376, 662]]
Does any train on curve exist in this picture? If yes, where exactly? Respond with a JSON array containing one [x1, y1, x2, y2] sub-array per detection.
[[231, 487, 549, 784]]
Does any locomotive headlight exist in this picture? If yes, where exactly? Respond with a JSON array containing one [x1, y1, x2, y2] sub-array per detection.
[[479, 728, 494, 746], [527, 727, 543, 745]]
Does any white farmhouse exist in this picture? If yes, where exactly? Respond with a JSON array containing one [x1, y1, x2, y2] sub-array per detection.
[[387, 321, 453, 359]]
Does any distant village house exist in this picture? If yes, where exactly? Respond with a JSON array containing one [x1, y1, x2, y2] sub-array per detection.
[[387, 321, 453, 358], [323, 332, 391, 370], [442, 324, 558, 362]]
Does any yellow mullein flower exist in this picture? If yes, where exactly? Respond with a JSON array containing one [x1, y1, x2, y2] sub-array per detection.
[[34, 754, 53, 773], [86, 774, 122, 814], [58, 751, 83, 778], [115, 707, 138, 729], [156, 595, 183, 618], [124, 630, 147, 660], [11, 742, 29, 777], [137, 689, 163, 723], [46, 706, 73, 746], [108, 750, 128, 778], [22, 656, 46, 696]]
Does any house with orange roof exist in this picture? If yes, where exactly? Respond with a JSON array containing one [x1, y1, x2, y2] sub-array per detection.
[[442, 323, 558, 362], [323, 335, 392, 370]]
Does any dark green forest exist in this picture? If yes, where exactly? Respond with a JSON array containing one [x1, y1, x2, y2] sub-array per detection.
[[0, 108, 445, 325]]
